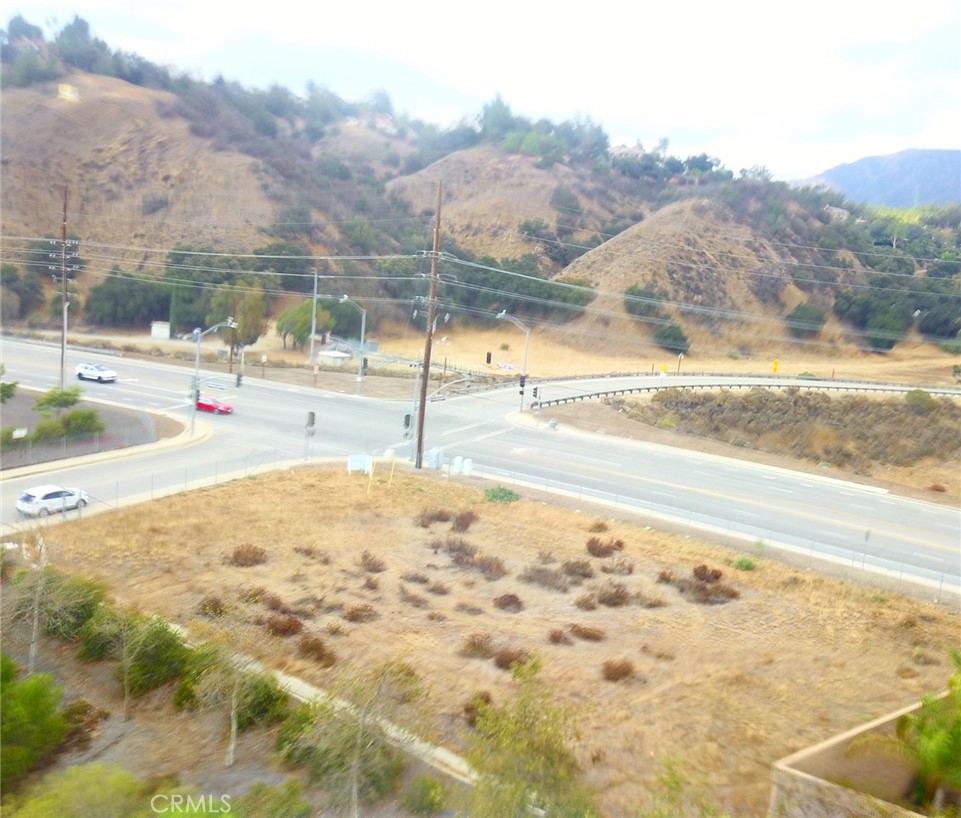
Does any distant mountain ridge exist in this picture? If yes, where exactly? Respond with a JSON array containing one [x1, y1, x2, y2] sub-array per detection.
[[802, 149, 961, 208]]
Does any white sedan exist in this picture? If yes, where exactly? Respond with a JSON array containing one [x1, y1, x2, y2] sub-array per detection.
[[16, 484, 89, 517], [76, 362, 118, 382]]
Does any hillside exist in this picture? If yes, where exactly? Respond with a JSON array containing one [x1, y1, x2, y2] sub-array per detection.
[[2, 70, 959, 365]]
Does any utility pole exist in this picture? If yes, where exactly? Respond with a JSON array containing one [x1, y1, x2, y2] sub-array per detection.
[[415, 182, 442, 469], [308, 267, 318, 365], [53, 186, 79, 390]]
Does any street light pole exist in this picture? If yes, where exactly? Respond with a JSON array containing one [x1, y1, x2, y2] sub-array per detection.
[[496, 310, 531, 411], [190, 317, 237, 436], [339, 295, 366, 396]]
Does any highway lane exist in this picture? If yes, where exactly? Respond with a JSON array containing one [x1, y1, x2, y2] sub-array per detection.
[[2, 337, 959, 597]]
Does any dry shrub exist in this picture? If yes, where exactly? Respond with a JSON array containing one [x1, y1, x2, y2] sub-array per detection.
[[400, 584, 430, 608], [656, 570, 675, 584], [463, 691, 492, 727], [575, 593, 597, 611], [928, 482, 947, 492], [493, 647, 530, 670], [548, 629, 573, 645], [460, 632, 494, 658], [586, 537, 625, 558], [427, 611, 446, 621], [265, 614, 303, 637], [198, 595, 226, 617], [451, 509, 479, 532], [641, 645, 675, 661], [403, 571, 430, 584], [538, 549, 555, 564], [601, 558, 634, 575], [562, 559, 595, 580], [427, 581, 450, 595], [635, 591, 667, 609], [475, 554, 507, 580], [519, 564, 569, 592], [298, 634, 336, 667], [361, 550, 387, 572], [325, 621, 346, 636], [493, 593, 524, 612], [263, 593, 290, 612], [363, 576, 379, 591], [228, 543, 267, 567], [570, 623, 605, 641], [293, 545, 330, 563], [239, 586, 266, 604], [693, 564, 723, 583], [597, 581, 630, 607], [588, 520, 609, 533], [445, 537, 477, 560], [454, 602, 485, 616], [602, 658, 636, 682], [343, 603, 378, 622], [417, 508, 452, 527]]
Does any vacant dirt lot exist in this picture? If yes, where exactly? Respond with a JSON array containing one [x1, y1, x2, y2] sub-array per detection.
[[8, 464, 958, 817]]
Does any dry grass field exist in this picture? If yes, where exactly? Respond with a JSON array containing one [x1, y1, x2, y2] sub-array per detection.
[[17, 465, 960, 818]]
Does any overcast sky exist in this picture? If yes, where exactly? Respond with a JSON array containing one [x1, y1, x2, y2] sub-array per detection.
[[10, 0, 961, 181]]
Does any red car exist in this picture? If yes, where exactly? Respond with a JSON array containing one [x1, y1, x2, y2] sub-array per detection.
[[196, 395, 234, 414]]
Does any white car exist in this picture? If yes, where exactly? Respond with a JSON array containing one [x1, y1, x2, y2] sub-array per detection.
[[16, 484, 89, 517], [76, 362, 118, 382]]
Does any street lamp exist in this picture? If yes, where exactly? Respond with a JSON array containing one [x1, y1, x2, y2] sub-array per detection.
[[496, 310, 531, 411], [339, 295, 366, 396], [190, 317, 237, 436]]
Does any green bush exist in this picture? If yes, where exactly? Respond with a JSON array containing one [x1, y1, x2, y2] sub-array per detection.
[[232, 781, 314, 817], [402, 775, 447, 815], [784, 302, 827, 338], [31, 417, 66, 441], [654, 323, 690, 354], [78, 605, 123, 660], [172, 642, 222, 710], [237, 673, 289, 730], [905, 389, 937, 415], [732, 556, 756, 571], [123, 617, 188, 697], [61, 408, 105, 435], [13, 569, 106, 642], [0, 653, 68, 793], [484, 486, 520, 504]]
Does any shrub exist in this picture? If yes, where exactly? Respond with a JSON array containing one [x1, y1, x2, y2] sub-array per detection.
[[61, 409, 105, 436], [403, 571, 429, 584], [31, 417, 66, 441], [732, 556, 756, 571], [297, 634, 336, 667], [693, 564, 722, 583], [597, 581, 630, 607], [265, 614, 304, 637], [124, 617, 189, 697], [0, 653, 67, 792], [198, 595, 226, 617], [239, 586, 267, 604], [654, 322, 690, 354], [343, 603, 378, 623], [575, 592, 597, 610], [519, 565, 569, 592], [400, 584, 429, 608], [562, 559, 595, 580], [451, 510, 479, 532], [417, 508, 451, 527], [363, 576, 379, 591], [570, 624, 605, 641], [493, 648, 531, 670], [548, 629, 573, 645], [237, 673, 289, 730], [602, 659, 636, 682], [360, 550, 386, 572], [587, 537, 625, 558], [462, 691, 492, 727], [402, 775, 447, 815], [484, 486, 520, 503], [600, 558, 634, 575], [493, 593, 524, 612], [427, 581, 449, 595], [228, 544, 267, 567], [475, 554, 507, 580], [15, 570, 106, 642], [588, 520, 609, 533], [460, 633, 494, 658]]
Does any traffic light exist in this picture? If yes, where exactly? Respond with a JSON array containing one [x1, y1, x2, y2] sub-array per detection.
[[485, 351, 492, 364], [532, 386, 539, 399], [362, 357, 369, 371], [519, 374, 526, 395], [307, 411, 316, 428], [236, 372, 243, 387], [403, 413, 412, 429]]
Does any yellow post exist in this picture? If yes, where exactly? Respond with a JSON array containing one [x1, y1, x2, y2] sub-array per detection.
[[773, 358, 780, 374]]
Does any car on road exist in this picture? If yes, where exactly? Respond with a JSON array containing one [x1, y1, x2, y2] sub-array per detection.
[[76, 362, 118, 382], [196, 395, 234, 414], [16, 484, 89, 517]]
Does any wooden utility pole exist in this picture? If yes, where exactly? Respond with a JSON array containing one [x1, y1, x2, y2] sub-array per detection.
[[415, 182, 442, 469], [59, 185, 68, 390]]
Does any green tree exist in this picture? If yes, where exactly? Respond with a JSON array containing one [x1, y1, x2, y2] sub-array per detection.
[[1, 363, 17, 403], [33, 386, 82, 417], [654, 323, 690, 354], [625, 284, 668, 321], [207, 283, 269, 367], [784, 302, 826, 339], [0, 653, 67, 793], [275, 300, 333, 350], [462, 657, 598, 817]]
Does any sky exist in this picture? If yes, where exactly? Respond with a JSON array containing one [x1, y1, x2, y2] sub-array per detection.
[[9, 0, 961, 181]]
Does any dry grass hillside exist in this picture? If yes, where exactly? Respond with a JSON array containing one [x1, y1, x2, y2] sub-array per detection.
[[0, 74, 276, 265]]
